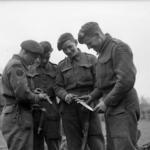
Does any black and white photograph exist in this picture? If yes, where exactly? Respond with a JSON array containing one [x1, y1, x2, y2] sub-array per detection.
[[0, 1, 150, 150]]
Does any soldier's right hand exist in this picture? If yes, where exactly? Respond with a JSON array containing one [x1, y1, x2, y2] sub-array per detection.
[[65, 93, 76, 104], [38, 93, 48, 101]]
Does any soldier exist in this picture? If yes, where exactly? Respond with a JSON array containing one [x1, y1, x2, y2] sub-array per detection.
[[1, 40, 48, 150], [55, 33, 105, 150], [29, 41, 61, 150], [78, 22, 140, 150], [0, 74, 5, 114], [0, 74, 8, 150]]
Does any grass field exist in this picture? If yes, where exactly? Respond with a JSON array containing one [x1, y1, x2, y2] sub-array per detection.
[[101, 119, 150, 147], [138, 120, 150, 146]]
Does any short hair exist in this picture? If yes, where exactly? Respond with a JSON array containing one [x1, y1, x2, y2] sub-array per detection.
[[78, 22, 102, 44], [40, 41, 53, 53], [57, 33, 76, 51]]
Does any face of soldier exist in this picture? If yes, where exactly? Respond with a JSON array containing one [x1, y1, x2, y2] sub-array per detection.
[[62, 40, 78, 59], [27, 52, 40, 65], [40, 52, 51, 67], [84, 34, 104, 53], [33, 57, 41, 66]]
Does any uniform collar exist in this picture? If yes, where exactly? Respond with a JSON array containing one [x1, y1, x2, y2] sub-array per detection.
[[99, 33, 112, 54], [29, 62, 56, 77], [38, 62, 49, 70], [98, 34, 113, 62], [69, 48, 81, 63], [37, 62, 52, 73]]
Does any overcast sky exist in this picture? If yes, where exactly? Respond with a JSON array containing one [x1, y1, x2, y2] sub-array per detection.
[[0, 1, 150, 100]]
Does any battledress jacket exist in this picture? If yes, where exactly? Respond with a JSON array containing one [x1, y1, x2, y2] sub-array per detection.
[[55, 50, 97, 99], [91, 34, 140, 117], [1, 54, 39, 150], [29, 62, 60, 138], [2, 55, 39, 106], [55, 51, 104, 136], [89, 34, 141, 149]]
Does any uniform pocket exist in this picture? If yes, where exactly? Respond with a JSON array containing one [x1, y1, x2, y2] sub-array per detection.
[[107, 108, 126, 116], [97, 57, 112, 78], [61, 66, 72, 78], [106, 110, 129, 137], [19, 110, 33, 130], [61, 66, 73, 86], [1, 105, 17, 132], [78, 64, 93, 82]]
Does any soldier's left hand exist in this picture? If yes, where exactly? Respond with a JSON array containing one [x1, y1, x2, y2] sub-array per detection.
[[65, 93, 77, 104], [94, 98, 106, 113]]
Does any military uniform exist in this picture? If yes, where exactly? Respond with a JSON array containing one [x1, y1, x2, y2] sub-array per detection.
[[1, 40, 44, 150], [92, 34, 140, 150], [29, 62, 60, 150], [55, 50, 105, 150], [0, 76, 5, 114]]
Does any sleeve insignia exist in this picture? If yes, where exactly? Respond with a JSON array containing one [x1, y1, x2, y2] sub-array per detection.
[[16, 69, 24, 77]]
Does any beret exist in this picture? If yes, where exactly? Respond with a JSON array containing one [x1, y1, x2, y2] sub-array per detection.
[[78, 22, 100, 44], [21, 40, 43, 54], [40, 41, 53, 53], [57, 33, 75, 50]]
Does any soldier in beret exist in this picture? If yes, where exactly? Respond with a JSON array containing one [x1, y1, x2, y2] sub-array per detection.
[[78, 22, 140, 150], [1, 40, 49, 150], [29, 41, 61, 150], [55, 33, 105, 150]]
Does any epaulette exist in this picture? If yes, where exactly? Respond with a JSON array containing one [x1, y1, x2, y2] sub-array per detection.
[[58, 57, 67, 66], [49, 61, 57, 67], [11, 63, 22, 68], [84, 52, 95, 57], [7, 56, 25, 71], [83, 52, 97, 61], [48, 62, 57, 70], [112, 38, 125, 45]]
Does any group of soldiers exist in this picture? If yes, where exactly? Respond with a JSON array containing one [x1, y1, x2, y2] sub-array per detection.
[[0, 22, 140, 150]]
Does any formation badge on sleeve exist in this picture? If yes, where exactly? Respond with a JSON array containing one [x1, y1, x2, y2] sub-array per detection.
[[16, 69, 24, 77]]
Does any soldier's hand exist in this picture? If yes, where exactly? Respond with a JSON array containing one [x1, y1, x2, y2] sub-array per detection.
[[38, 93, 48, 100], [65, 93, 77, 104], [34, 88, 43, 94], [78, 95, 92, 104], [93, 98, 106, 113]]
